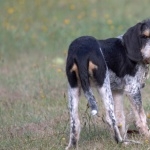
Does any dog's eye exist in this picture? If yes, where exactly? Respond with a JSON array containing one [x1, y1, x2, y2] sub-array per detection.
[[141, 35, 150, 39]]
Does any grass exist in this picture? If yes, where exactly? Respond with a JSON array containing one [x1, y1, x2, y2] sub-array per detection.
[[0, 0, 150, 149]]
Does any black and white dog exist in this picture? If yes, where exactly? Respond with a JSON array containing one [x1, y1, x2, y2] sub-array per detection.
[[66, 19, 150, 149]]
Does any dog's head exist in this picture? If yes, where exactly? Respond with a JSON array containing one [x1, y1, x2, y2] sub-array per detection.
[[123, 19, 150, 64]]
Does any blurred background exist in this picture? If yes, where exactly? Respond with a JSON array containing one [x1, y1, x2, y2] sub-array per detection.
[[0, 0, 150, 149]]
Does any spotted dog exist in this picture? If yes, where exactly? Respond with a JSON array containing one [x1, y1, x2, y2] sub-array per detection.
[[65, 19, 150, 149]]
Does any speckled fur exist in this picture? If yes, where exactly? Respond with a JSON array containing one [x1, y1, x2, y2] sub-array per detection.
[[109, 63, 150, 138], [66, 19, 150, 149]]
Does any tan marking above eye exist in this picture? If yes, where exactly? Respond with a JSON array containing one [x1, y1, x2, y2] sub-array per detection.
[[143, 29, 150, 37], [88, 61, 98, 75]]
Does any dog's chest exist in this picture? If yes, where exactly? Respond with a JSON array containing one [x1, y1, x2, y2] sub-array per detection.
[[109, 64, 149, 91], [109, 70, 124, 90]]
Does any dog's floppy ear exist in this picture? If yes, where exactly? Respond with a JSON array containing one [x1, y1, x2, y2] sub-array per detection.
[[123, 22, 143, 62]]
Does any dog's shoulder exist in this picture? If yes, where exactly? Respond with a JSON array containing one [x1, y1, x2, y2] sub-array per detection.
[[98, 38, 124, 56]]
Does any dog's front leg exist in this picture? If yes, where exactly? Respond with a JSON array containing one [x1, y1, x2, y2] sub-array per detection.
[[125, 86, 150, 137], [112, 90, 126, 138]]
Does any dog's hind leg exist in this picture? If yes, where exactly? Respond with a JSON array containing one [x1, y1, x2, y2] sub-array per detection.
[[97, 70, 123, 143], [66, 65, 81, 149], [66, 85, 80, 150]]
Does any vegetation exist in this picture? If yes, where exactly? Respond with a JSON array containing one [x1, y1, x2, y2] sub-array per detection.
[[0, 0, 150, 149]]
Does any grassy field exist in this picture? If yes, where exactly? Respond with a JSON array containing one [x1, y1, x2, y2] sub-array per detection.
[[0, 0, 150, 149]]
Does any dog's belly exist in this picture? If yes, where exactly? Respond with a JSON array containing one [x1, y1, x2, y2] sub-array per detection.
[[89, 69, 125, 90], [109, 70, 125, 90], [90, 65, 148, 90]]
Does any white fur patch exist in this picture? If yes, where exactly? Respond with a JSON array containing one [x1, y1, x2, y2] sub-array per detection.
[[67, 86, 80, 149], [141, 43, 150, 59]]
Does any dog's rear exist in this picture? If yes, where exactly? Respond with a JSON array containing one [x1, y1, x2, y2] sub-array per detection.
[[66, 36, 125, 150], [66, 36, 107, 149], [66, 36, 106, 114]]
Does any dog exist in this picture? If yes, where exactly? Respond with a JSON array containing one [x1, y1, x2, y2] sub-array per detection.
[[65, 19, 150, 149]]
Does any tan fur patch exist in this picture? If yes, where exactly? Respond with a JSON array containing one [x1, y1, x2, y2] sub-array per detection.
[[70, 61, 98, 78], [143, 29, 150, 37], [70, 63, 79, 78], [70, 63, 78, 72], [88, 61, 98, 76]]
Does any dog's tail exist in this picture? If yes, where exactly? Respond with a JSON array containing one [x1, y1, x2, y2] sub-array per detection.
[[75, 58, 98, 115]]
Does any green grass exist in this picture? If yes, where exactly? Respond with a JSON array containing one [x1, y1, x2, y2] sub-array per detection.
[[0, 0, 150, 149]]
